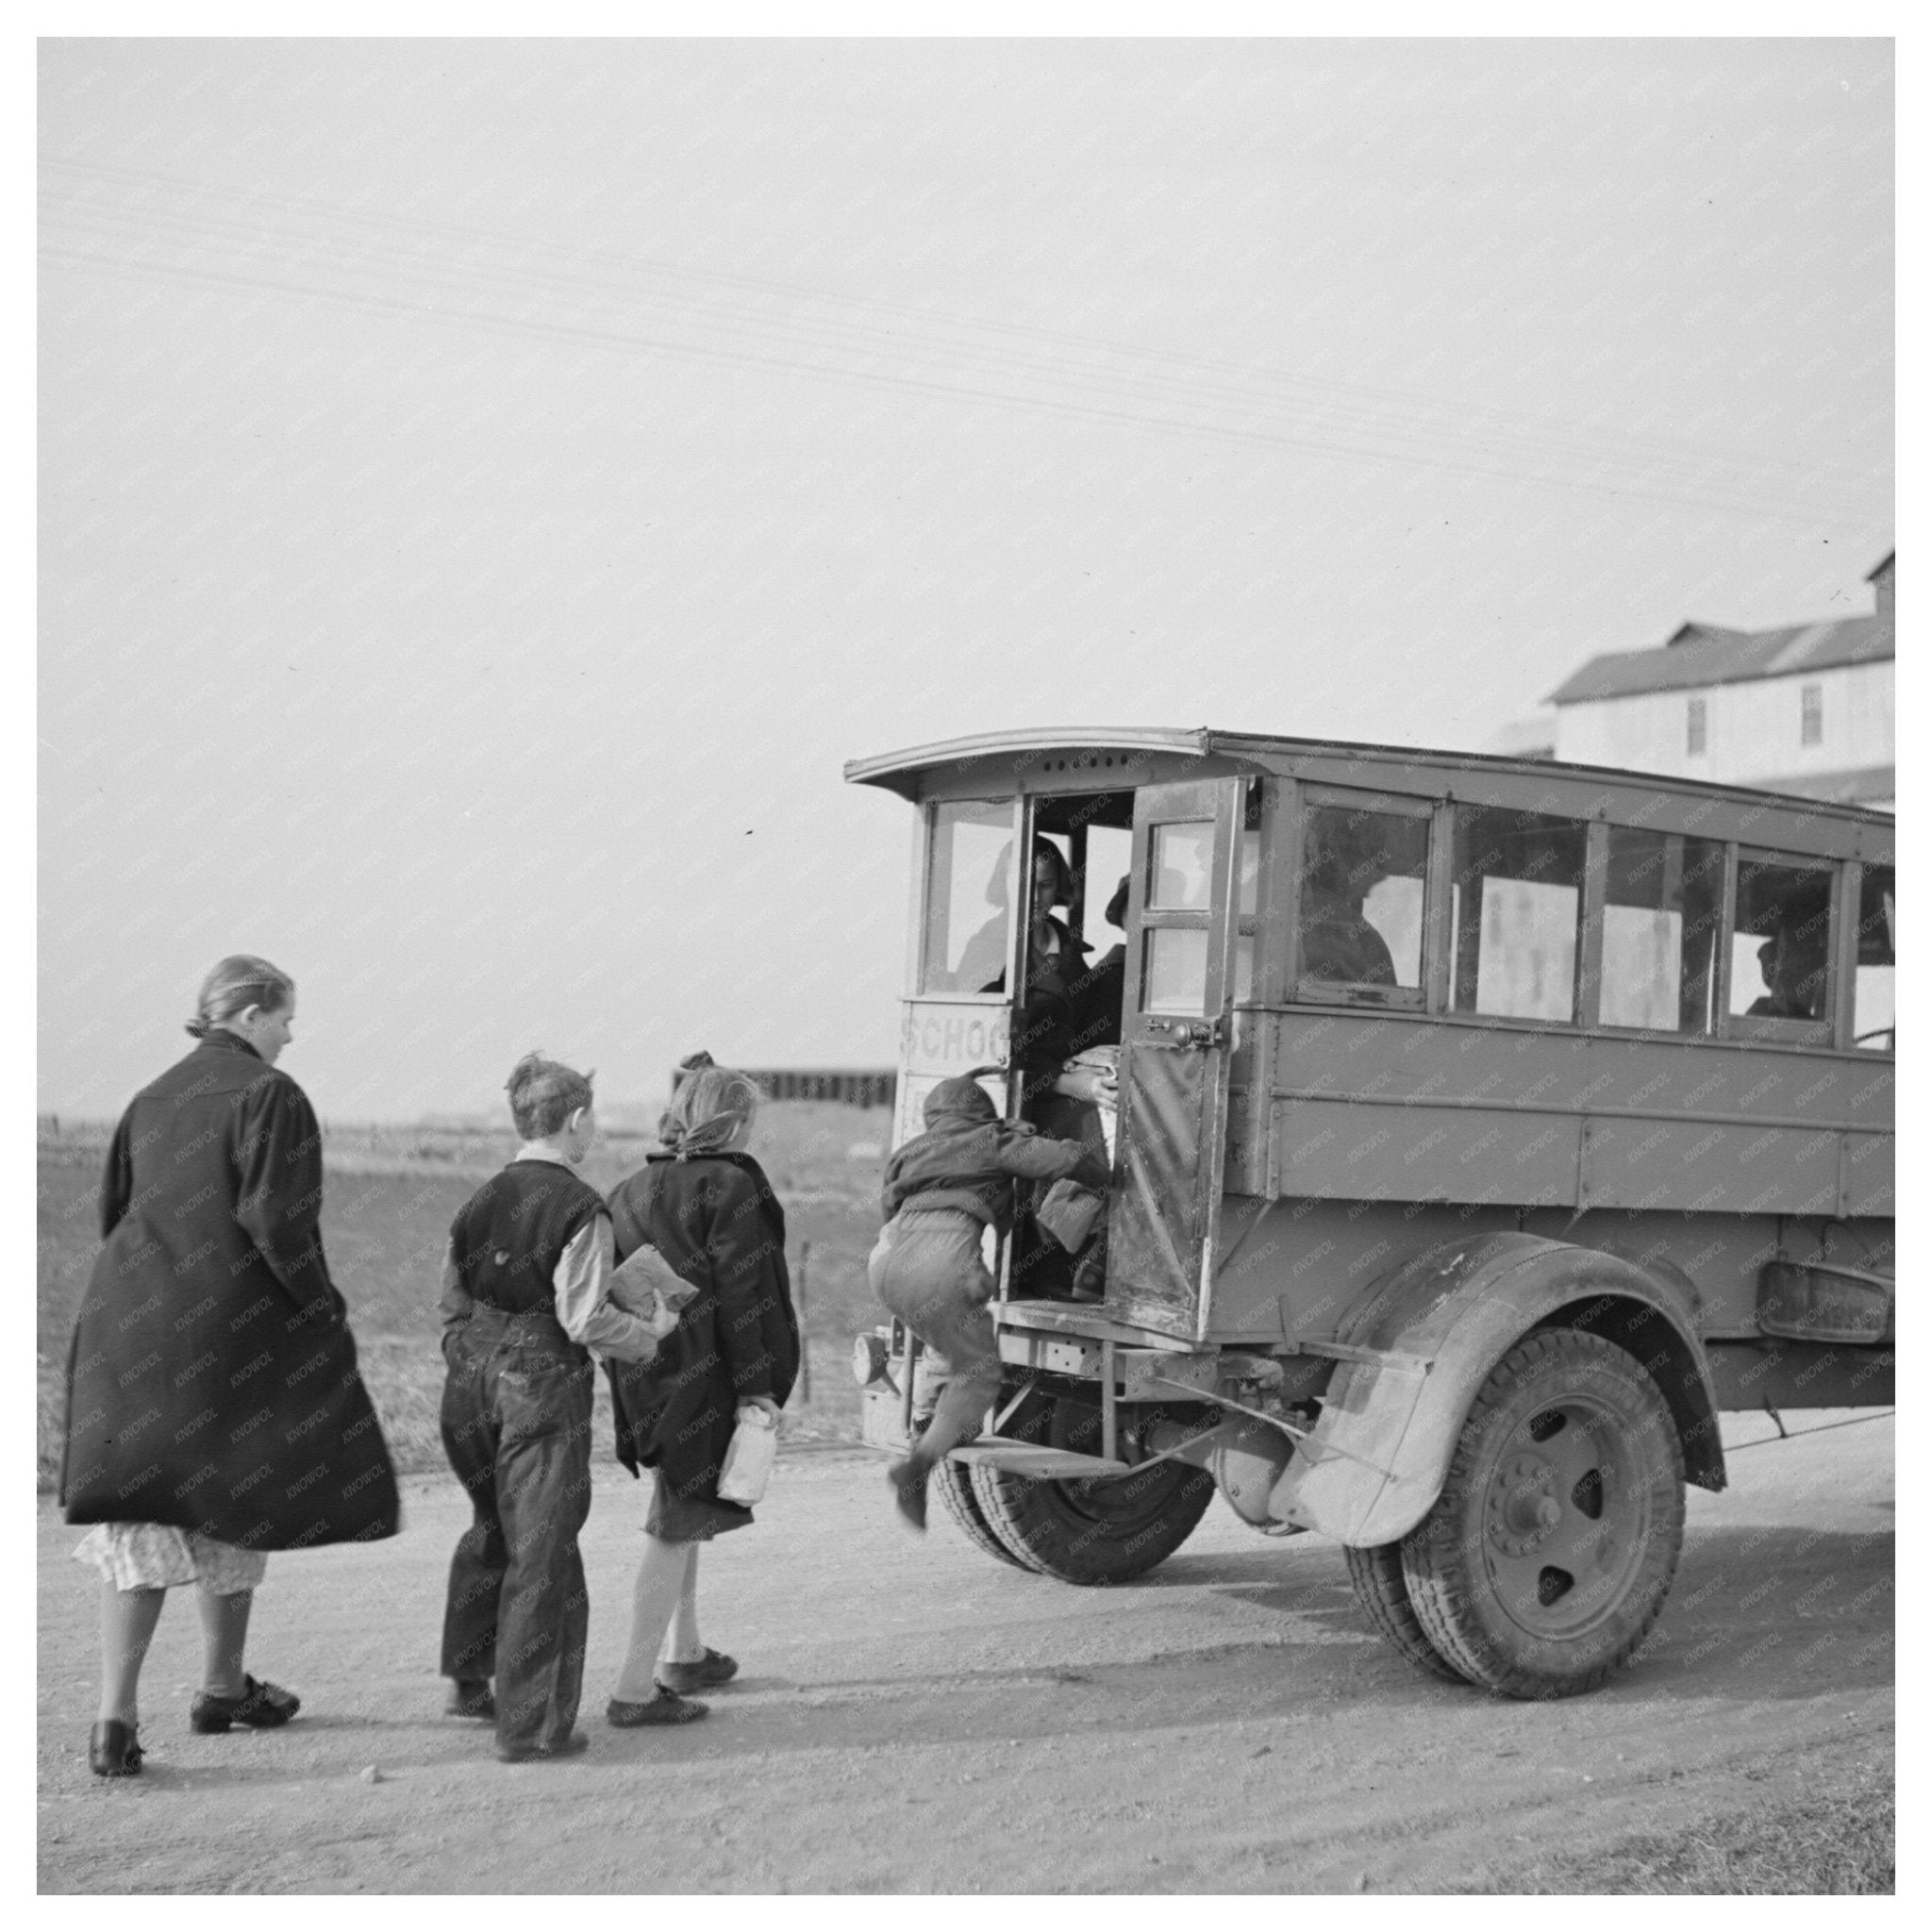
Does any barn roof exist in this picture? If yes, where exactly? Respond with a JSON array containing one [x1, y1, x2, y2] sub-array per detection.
[[1547, 610, 1894, 706]]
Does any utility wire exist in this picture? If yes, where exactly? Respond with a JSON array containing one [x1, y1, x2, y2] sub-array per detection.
[[40, 160, 1889, 528], [44, 155, 1870, 496]]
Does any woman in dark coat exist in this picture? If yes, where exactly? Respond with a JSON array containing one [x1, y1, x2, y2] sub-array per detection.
[[60, 956, 399, 1776], [602, 1055, 800, 1725]]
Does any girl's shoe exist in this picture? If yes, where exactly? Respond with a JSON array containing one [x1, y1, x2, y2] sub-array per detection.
[[190, 1674, 300, 1733], [655, 1648, 737, 1695], [89, 1720, 142, 1777], [606, 1689, 709, 1727]]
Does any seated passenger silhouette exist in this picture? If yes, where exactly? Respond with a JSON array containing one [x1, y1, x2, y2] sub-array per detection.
[[1746, 929, 1828, 1020], [1300, 840, 1397, 985]]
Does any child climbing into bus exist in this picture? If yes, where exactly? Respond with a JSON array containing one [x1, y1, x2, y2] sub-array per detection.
[[870, 1074, 1109, 1530]]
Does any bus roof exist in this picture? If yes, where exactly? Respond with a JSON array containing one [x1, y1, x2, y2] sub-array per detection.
[[843, 724, 1897, 824]]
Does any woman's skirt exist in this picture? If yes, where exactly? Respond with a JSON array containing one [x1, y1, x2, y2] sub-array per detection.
[[74, 1522, 269, 1593]]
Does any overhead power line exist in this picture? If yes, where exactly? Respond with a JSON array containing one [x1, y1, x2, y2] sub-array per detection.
[[39, 157, 1890, 531]]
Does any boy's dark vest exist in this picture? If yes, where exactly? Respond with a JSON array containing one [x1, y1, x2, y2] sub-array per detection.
[[450, 1160, 605, 1315]]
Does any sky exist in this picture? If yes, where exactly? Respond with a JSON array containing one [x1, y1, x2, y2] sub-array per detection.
[[37, 37, 1893, 1119]]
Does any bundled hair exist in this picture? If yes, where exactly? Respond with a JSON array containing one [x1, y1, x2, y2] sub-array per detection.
[[658, 1053, 761, 1157], [506, 1052, 594, 1141], [186, 955, 295, 1039]]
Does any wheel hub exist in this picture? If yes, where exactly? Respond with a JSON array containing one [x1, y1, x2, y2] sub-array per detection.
[[1487, 1453, 1561, 1556]]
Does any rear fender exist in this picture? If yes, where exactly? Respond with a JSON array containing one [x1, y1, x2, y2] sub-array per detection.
[[1269, 1232, 1724, 1547]]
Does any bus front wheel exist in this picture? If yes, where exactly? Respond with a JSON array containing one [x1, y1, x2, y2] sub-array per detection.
[[1399, 1328, 1686, 1699]]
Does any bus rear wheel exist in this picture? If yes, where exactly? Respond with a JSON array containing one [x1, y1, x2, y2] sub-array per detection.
[[1399, 1328, 1685, 1699], [969, 1387, 1215, 1585], [1344, 1542, 1470, 1683], [930, 1455, 1029, 1568]]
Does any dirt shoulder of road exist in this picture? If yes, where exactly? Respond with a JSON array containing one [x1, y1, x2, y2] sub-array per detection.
[[38, 1415, 1892, 1894]]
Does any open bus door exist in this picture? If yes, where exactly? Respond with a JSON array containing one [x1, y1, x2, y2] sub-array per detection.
[[1108, 776, 1253, 1341]]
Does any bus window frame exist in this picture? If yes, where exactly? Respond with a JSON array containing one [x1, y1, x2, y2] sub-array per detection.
[[1288, 782, 1435, 1011], [1721, 843, 1840, 1048]]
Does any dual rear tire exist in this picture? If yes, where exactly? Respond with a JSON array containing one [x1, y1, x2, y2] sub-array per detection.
[[1346, 1328, 1687, 1698], [941, 1386, 1215, 1584]]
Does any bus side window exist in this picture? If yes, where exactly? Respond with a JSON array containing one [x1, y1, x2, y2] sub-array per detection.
[[1730, 855, 1834, 1023], [1448, 808, 1589, 1023], [1855, 864, 1895, 1050], [1297, 806, 1426, 989], [1600, 830, 1726, 1033]]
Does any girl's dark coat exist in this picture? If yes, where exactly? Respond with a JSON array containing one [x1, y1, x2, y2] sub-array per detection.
[[59, 1031, 400, 1550], [604, 1153, 800, 1516]]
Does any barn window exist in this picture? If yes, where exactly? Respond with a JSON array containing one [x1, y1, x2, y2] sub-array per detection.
[[1801, 684, 1824, 746], [1686, 696, 1707, 757]]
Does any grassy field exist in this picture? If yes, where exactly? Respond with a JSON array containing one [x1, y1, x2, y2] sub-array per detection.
[[37, 1105, 892, 1487]]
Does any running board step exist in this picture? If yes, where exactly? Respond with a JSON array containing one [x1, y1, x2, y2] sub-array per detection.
[[947, 1436, 1129, 1479]]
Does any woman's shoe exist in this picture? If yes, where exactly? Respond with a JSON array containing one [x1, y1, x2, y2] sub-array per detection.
[[655, 1648, 737, 1695], [445, 1678, 495, 1720], [89, 1720, 142, 1777], [190, 1674, 301, 1733], [606, 1689, 709, 1727]]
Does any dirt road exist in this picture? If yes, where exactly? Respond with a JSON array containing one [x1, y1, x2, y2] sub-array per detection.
[[38, 1411, 1892, 1893]]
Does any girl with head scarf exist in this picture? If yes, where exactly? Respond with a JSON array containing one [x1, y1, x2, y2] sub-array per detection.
[[600, 1056, 801, 1726]]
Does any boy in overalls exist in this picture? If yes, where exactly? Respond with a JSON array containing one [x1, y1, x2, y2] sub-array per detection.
[[437, 1054, 677, 1762]]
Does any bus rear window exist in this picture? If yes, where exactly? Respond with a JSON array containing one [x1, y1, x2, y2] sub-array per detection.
[[1600, 829, 1726, 1033], [1449, 808, 1588, 1023], [922, 801, 1012, 994]]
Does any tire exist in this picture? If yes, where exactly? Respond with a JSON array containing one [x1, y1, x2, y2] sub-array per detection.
[[931, 1455, 1030, 1569], [970, 1387, 1215, 1585], [1400, 1328, 1686, 1700], [1344, 1542, 1471, 1684]]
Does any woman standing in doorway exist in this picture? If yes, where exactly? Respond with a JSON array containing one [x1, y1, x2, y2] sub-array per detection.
[[602, 1055, 800, 1726], [60, 956, 399, 1776]]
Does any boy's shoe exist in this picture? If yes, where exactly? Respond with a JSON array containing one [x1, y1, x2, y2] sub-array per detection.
[[445, 1678, 494, 1721], [887, 1457, 929, 1532], [190, 1675, 300, 1733], [606, 1690, 709, 1727], [89, 1719, 142, 1777], [655, 1648, 737, 1695], [497, 1729, 591, 1764]]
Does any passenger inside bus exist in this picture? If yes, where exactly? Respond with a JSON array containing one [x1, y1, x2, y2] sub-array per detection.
[[1745, 929, 1831, 1021], [1732, 858, 1833, 1023], [1299, 814, 1403, 984], [955, 839, 1083, 1003]]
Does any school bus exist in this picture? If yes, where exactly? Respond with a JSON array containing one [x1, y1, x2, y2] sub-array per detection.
[[845, 727, 1895, 1698]]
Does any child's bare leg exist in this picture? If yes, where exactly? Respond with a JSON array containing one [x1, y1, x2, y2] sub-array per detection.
[[99, 1584, 165, 1725], [196, 1588, 253, 1700], [613, 1535, 692, 1701], [658, 1546, 703, 1666]]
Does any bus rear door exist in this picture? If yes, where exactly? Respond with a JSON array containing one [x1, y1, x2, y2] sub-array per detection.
[[1109, 776, 1251, 1340]]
